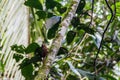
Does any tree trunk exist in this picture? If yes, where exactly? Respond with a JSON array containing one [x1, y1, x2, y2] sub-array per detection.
[[35, 0, 80, 80]]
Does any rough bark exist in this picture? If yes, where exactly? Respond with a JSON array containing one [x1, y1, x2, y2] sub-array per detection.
[[35, 0, 80, 80]]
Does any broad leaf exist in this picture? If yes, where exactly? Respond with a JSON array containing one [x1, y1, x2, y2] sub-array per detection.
[[76, 0, 86, 14], [46, 0, 62, 9], [71, 17, 80, 27], [57, 7, 67, 14], [24, 0, 43, 10], [77, 24, 94, 35], [47, 18, 61, 39], [20, 58, 31, 69], [66, 31, 76, 45], [11, 44, 25, 53], [47, 12, 54, 18], [57, 47, 68, 55], [36, 10, 47, 20], [111, 2, 120, 17], [25, 42, 40, 53], [21, 64, 34, 80], [13, 54, 23, 62]]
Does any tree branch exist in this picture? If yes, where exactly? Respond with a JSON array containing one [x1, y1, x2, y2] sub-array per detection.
[[34, 0, 80, 80]]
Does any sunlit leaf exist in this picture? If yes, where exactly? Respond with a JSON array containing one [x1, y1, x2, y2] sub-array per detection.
[[20, 58, 31, 69], [111, 2, 120, 17]]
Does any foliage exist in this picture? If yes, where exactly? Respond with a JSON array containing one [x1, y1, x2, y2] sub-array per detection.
[[10, 0, 120, 80], [11, 43, 43, 80]]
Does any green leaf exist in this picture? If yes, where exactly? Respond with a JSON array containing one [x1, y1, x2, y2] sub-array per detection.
[[20, 56, 42, 69], [47, 12, 54, 18], [24, 0, 43, 10], [77, 24, 94, 35], [111, 2, 120, 17], [76, 0, 86, 14], [36, 10, 47, 20], [25, 42, 40, 53], [13, 54, 23, 62], [30, 56, 42, 63], [107, 14, 111, 20], [20, 58, 31, 69], [11, 44, 25, 53], [47, 28, 57, 39], [21, 64, 34, 80], [57, 7, 67, 14], [71, 17, 80, 27], [57, 47, 68, 55], [34, 46, 42, 56], [47, 18, 61, 39], [46, 0, 62, 9], [66, 30, 76, 45]]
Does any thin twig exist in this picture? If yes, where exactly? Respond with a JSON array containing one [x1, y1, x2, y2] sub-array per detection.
[[94, 0, 114, 78]]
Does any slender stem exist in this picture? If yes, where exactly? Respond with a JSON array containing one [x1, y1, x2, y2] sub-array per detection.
[[94, 0, 114, 79]]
